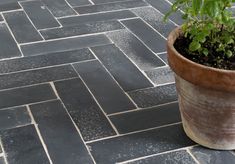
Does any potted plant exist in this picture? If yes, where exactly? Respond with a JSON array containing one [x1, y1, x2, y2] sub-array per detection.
[[165, 0, 235, 150]]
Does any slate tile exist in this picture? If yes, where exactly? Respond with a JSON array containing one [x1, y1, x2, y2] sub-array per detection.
[[88, 124, 195, 164], [73, 60, 136, 114], [146, 0, 183, 25], [128, 150, 197, 164], [3, 11, 43, 43], [74, 0, 149, 14], [91, 44, 153, 91], [92, 0, 140, 4], [66, 0, 91, 6], [158, 53, 168, 64], [0, 106, 31, 130], [131, 7, 176, 37], [40, 20, 124, 40], [0, 125, 50, 164], [0, 23, 21, 59], [54, 78, 116, 141], [21, 34, 111, 56], [145, 66, 175, 85], [0, 84, 56, 109], [107, 30, 165, 71], [0, 15, 3, 22], [128, 84, 177, 108], [0, 1, 20, 12], [30, 100, 94, 164], [0, 65, 77, 90], [121, 18, 166, 53], [58, 10, 136, 26], [190, 146, 235, 164], [41, 0, 76, 17], [0, 48, 94, 74], [20, 1, 60, 30], [0, 158, 4, 164], [109, 102, 180, 133]]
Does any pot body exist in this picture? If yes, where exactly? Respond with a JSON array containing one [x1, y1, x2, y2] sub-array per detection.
[[167, 27, 235, 150]]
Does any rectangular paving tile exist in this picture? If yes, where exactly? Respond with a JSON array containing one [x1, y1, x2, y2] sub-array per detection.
[[3, 11, 43, 43], [131, 7, 176, 38], [41, 0, 76, 17], [54, 78, 116, 141], [91, 44, 153, 91], [0, 106, 31, 130], [0, 65, 77, 90], [20, 1, 60, 30], [0, 158, 4, 164], [128, 150, 197, 164], [121, 18, 166, 53], [58, 10, 136, 26], [21, 34, 111, 56], [0, 1, 20, 12], [92, 0, 140, 4], [158, 53, 168, 64], [0, 23, 21, 59], [73, 60, 136, 114], [40, 20, 124, 40], [88, 124, 195, 164], [146, 0, 183, 25], [145, 66, 175, 85], [128, 84, 177, 108], [0, 125, 50, 164], [107, 30, 165, 71], [66, 0, 91, 6], [109, 102, 180, 134], [190, 146, 235, 164], [74, 0, 149, 14], [0, 48, 94, 74], [0, 83, 56, 109], [30, 100, 94, 164]]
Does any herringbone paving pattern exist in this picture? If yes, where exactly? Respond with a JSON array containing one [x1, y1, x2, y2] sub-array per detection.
[[0, 0, 234, 163]]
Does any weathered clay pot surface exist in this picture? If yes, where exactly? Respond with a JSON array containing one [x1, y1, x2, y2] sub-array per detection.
[[167, 27, 235, 150]]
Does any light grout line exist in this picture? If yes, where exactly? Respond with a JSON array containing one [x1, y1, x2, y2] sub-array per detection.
[[86, 122, 182, 144], [70, 63, 120, 135], [88, 0, 95, 5], [117, 144, 199, 164], [107, 100, 178, 117], [186, 148, 201, 164], [49, 82, 60, 99], [64, 0, 80, 15], [1, 9, 23, 14], [27, 105, 53, 164], [0, 139, 9, 164]]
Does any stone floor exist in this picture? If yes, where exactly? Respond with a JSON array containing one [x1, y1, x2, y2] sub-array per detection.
[[0, 0, 235, 164]]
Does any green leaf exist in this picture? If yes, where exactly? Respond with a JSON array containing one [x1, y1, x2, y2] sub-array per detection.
[[192, 0, 203, 15], [226, 50, 233, 58], [189, 41, 201, 51]]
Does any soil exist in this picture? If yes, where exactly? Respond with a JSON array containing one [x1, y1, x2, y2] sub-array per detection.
[[174, 36, 235, 70]]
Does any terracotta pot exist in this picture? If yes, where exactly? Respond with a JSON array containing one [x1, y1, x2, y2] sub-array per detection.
[[167, 27, 235, 150]]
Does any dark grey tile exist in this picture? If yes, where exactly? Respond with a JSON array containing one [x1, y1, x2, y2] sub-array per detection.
[[54, 78, 116, 141], [158, 53, 168, 64], [190, 146, 235, 164], [121, 18, 166, 53], [0, 23, 21, 59], [107, 30, 165, 71], [41, 0, 76, 17], [21, 34, 111, 56], [0, 125, 50, 164], [0, 14, 3, 22], [145, 66, 175, 85], [0, 84, 56, 109], [40, 20, 124, 40], [74, 0, 149, 14], [0, 65, 77, 90], [128, 84, 177, 108], [92, 0, 140, 4], [88, 124, 195, 164], [30, 100, 94, 164], [73, 60, 136, 114], [66, 0, 91, 6], [128, 150, 197, 164], [3, 11, 43, 43], [20, 1, 60, 30], [0, 106, 31, 130], [0, 1, 20, 12], [58, 10, 136, 26], [131, 7, 176, 37], [146, 0, 183, 25], [0, 48, 94, 74], [91, 44, 153, 91], [110, 102, 180, 133], [0, 158, 4, 164]]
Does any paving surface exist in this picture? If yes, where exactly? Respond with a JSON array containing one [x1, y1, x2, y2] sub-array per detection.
[[0, 0, 234, 164]]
